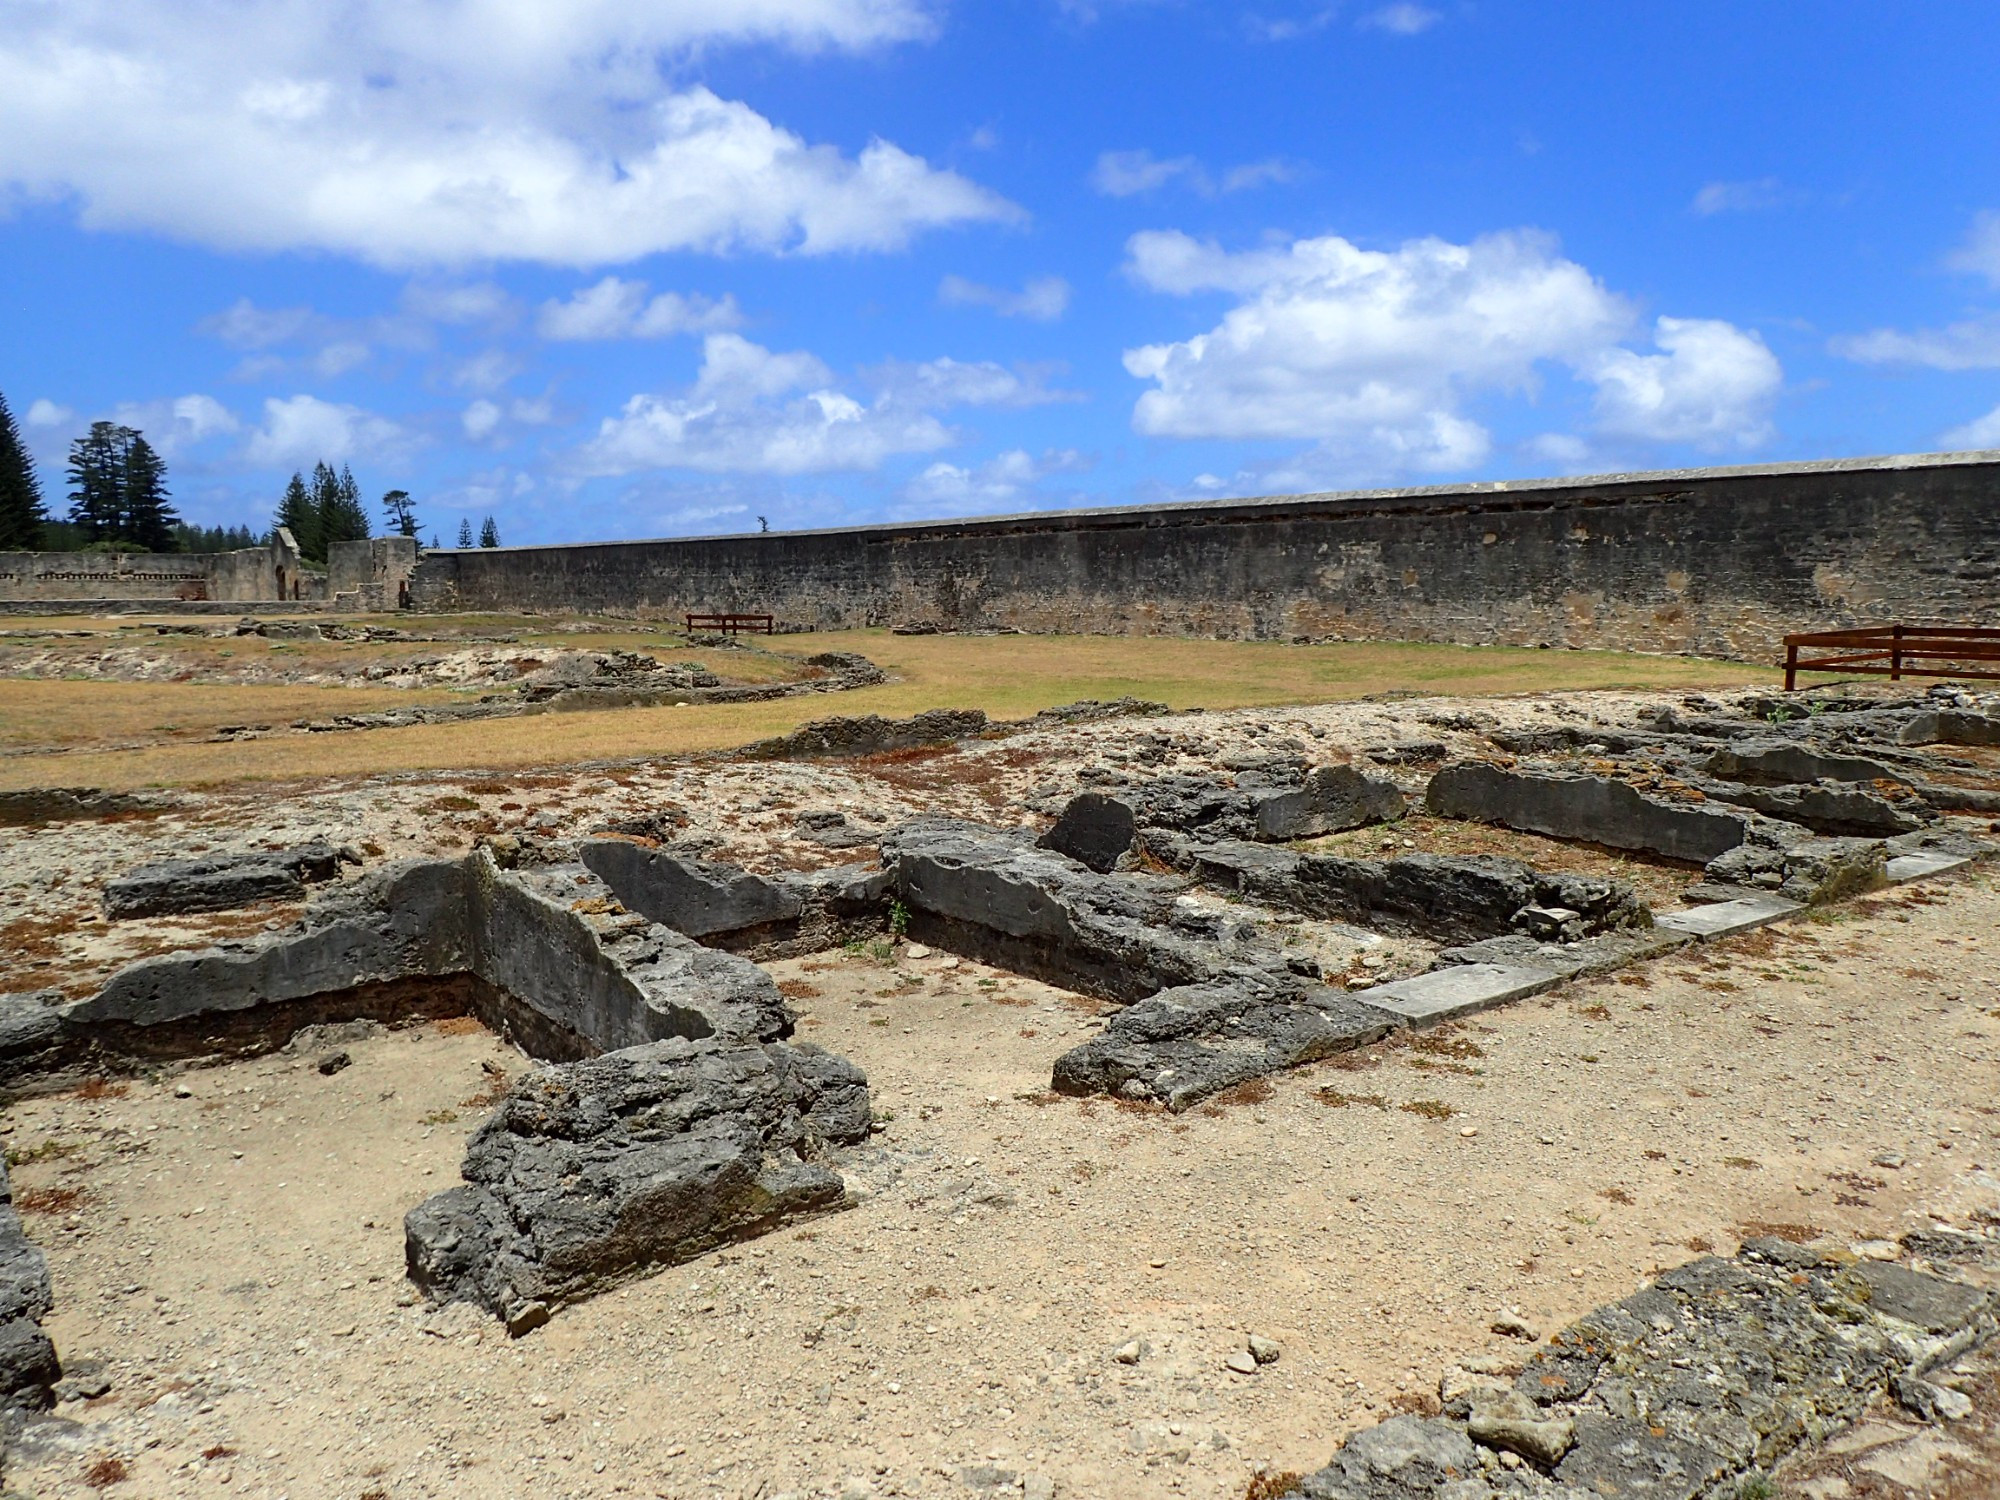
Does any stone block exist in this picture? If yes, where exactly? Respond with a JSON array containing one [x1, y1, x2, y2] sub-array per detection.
[[102, 840, 351, 919], [1900, 710, 2000, 747], [1425, 762, 1748, 863], [1351, 963, 1560, 1027], [1774, 837, 1889, 904], [1249, 764, 1406, 840], [1696, 778, 1930, 837], [1886, 851, 1971, 882], [1171, 835, 1650, 945], [580, 839, 803, 938], [1656, 894, 1802, 939], [1702, 740, 1905, 785], [1049, 980, 1399, 1110], [405, 1039, 869, 1329], [1037, 792, 1138, 873], [1437, 927, 1693, 980], [881, 819, 1246, 1002]]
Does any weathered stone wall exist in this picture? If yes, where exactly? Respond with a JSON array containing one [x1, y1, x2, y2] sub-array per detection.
[[328, 536, 418, 610], [407, 451, 2000, 659], [0, 550, 211, 601], [0, 533, 308, 605]]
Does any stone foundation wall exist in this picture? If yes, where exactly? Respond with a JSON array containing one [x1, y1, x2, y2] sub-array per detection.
[[406, 451, 2000, 660]]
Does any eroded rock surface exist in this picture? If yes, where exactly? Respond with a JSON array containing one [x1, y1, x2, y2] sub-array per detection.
[[1426, 763, 1749, 863], [1051, 977, 1397, 1110], [101, 840, 354, 919], [0, 1158, 58, 1412], [743, 708, 989, 760], [1069, 762, 1406, 848], [1160, 836, 1651, 945], [405, 1038, 869, 1333], [880, 818, 1303, 1003], [1297, 1236, 2000, 1499]]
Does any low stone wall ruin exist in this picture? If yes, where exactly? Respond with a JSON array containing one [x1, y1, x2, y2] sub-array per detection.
[[1, 683, 1994, 1415]]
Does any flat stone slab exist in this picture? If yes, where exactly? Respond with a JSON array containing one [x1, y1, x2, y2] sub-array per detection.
[[1886, 851, 1972, 883], [1656, 894, 1802, 939], [1350, 963, 1559, 1027]]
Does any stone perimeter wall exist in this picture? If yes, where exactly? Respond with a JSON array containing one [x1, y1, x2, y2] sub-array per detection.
[[408, 451, 2000, 660]]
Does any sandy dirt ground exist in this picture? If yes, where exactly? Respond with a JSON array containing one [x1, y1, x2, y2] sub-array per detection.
[[4, 864, 1997, 1500], [3, 683, 1998, 1499]]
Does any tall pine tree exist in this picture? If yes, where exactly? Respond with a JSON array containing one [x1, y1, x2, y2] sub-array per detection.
[[66, 423, 134, 546], [0, 391, 48, 550], [123, 435, 179, 553], [478, 515, 500, 547], [457, 518, 474, 547], [275, 472, 321, 561], [313, 462, 371, 554], [381, 489, 418, 538]]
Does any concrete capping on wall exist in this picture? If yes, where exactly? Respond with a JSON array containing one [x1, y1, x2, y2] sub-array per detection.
[[406, 449, 2000, 659]]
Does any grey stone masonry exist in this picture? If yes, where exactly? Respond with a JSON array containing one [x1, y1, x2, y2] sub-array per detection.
[[404, 451, 2000, 661]]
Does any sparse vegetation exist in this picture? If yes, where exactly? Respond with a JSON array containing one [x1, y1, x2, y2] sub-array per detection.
[[0, 624, 1781, 792]]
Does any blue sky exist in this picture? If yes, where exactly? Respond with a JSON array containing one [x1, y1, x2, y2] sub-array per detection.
[[3, 1, 1998, 545]]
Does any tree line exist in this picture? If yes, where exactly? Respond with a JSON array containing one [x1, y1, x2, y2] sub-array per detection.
[[1, 387, 508, 559]]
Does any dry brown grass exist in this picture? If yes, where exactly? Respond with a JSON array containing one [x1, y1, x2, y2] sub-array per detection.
[[0, 626, 1783, 793], [15, 1184, 86, 1214], [0, 677, 462, 753]]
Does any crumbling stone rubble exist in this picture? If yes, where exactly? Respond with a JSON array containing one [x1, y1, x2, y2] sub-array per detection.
[[2, 846, 866, 1342], [742, 707, 989, 760], [1296, 1234, 2000, 1499], [404, 1037, 869, 1334], [578, 837, 892, 957], [1052, 761, 1407, 863]]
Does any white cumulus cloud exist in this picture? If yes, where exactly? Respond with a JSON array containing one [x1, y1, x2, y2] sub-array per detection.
[[0, 2, 1014, 267], [106, 394, 242, 457], [245, 395, 411, 468], [1121, 228, 1782, 473], [1586, 317, 1781, 448], [536, 278, 744, 340], [579, 335, 1070, 477], [938, 274, 1072, 321], [1941, 403, 2000, 450]]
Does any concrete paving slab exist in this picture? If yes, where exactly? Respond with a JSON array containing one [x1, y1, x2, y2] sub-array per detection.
[[1353, 963, 1560, 1027], [1656, 894, 1803, 940], [1885, 851, 1972, 883]]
